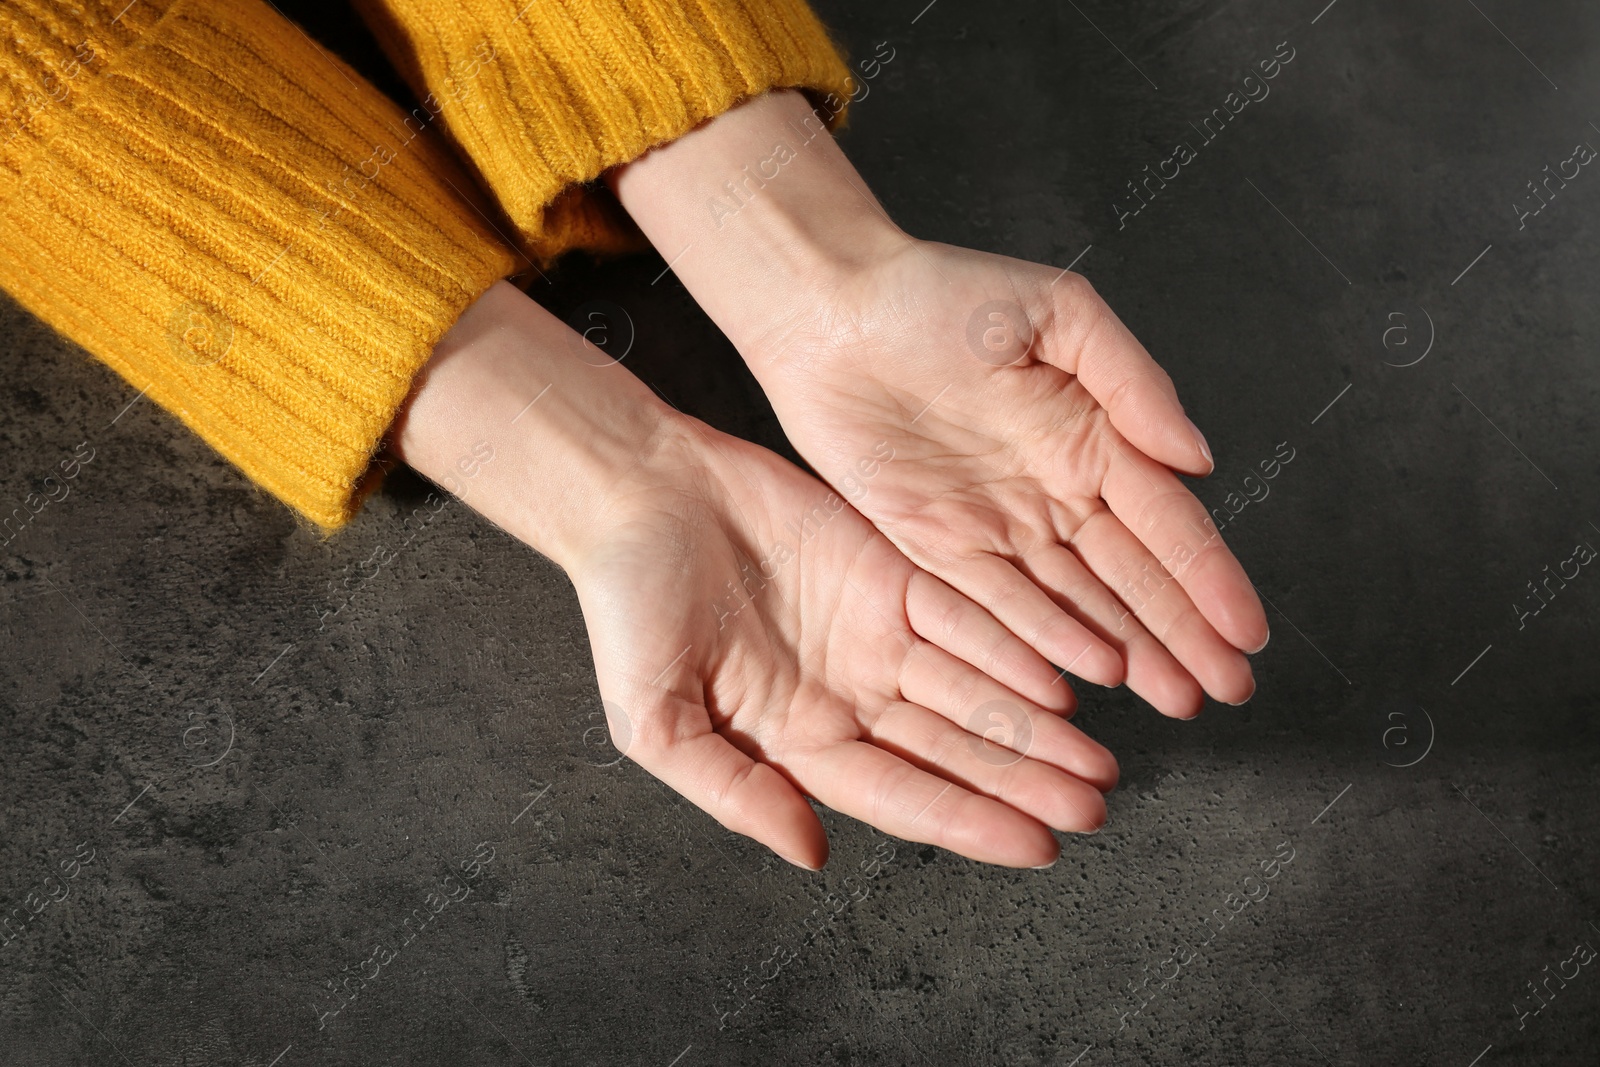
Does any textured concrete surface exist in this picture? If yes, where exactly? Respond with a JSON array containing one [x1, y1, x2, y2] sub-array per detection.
[[3, 1, 1598, 1064]]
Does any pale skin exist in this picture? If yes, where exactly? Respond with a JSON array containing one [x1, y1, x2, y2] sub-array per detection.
[[607, 90, 1269, 717], [394, 90, 1267, 870], [394, 282, 1117, 871]]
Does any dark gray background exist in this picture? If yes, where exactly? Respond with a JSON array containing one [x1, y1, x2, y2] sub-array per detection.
[[2, 0, 1596, 1063]]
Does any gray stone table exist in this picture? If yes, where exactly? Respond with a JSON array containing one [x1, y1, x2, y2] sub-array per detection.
[[2, 0, 1597, 1063]]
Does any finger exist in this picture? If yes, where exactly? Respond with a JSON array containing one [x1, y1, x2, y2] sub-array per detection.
[[1100, 444, 1270, 653], [799, 740, 1061, 867], [898, 643, 1118, 792], [866, 700, 1107, 834], [1071, 510, 1255, 706], [935, 552, 1125, 688], [1035, 272, 1212, 476], [904, 568, 1076, 714], [625, 695, 830, 869], [1021, 543, 1205, 718]]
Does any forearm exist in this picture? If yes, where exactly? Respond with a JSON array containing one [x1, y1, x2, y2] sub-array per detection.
[[350, 0, 855, 263], [605, 91, 905, 371], [389, 281, 680, 573], [0, 0, 517, 530]]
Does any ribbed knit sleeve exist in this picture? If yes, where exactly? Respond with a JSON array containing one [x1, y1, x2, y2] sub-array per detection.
[[351, 0, 854, 262], [0, 0, 517, 530]]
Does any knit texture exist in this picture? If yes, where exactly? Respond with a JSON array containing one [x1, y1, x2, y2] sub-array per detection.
[[0, 0, 850, 529], [0, 0, 516, 529], [352, 0, 854, 263]]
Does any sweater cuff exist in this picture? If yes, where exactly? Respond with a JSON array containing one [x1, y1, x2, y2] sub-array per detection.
[[353, 0, 855, 262], [0, 0, 517, 529]]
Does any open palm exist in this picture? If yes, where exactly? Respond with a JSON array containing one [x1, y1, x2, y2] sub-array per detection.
[[746, 242, 1269, 717], [568, 418, 1119, 870]]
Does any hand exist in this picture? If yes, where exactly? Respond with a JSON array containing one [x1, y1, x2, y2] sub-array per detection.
[[745, 239, 1269, 717], [393, 282, 1118, 869], [608, 92, 1269, 718]]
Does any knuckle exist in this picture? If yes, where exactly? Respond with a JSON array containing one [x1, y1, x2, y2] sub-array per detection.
[[1052, 269, 1097, 305], [1155, 601, 1204, 644]]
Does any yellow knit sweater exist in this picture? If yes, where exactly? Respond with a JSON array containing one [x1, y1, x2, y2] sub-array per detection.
[[0, 0, 849, 529]]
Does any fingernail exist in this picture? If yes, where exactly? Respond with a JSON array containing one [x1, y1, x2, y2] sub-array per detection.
[[1031, 857, 1059, 869], [1248, 630, 1271, 655], [1224, 675, 1257, 706], [1187, 417, 1214, 471]]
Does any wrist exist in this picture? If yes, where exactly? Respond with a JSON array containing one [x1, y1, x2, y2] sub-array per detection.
[[391, 281, 688, 573], [607, 90, 907, 371]]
